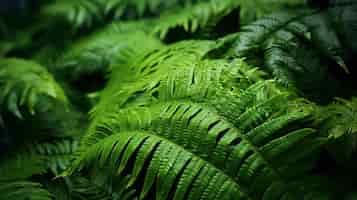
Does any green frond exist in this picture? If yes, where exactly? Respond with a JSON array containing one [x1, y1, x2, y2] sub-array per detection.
[[70, 175, 138, 200], [0, 58, 67, 118], [0, 139, 78, 180], [40, 0, 236, 30], [101, 0, 197, 19], [68, 109, 322, 199], [152, 0, 241, 39], [0, 151, 53, 199], [56, 29, 163, 82], [90, 40, 216, 117], [39, 0, 207, 29], [66, 33, 325, 198], [41, 0, 104, 29], [30, 139, 79, 175], [70, 72, 323, 199], [318, 97, 357, 163], [235, 0, 305, 25], [0, 152, 47, 181], [0, 180, 53, 200], [221, 10, 349, 100]]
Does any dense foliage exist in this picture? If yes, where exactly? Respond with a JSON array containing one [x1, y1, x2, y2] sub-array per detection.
[[1, 0, 357, 199]]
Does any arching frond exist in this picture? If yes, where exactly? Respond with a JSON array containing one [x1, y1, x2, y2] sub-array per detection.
[[69, 46, 324, 199], [56, 29, 163, 82], [68, 95, 323, 199], [317, 97, 357, 163], [70, 175, 138, 200], [0, 151, 52, 200], [90, 40, 217, 118], [30, 139, 79, 175], [40, 0, 206, 29], [0, 58, 67, 118], [41, 0, 104, 29], [235, 0, 305, 25], [219, 11, 349, 101], [0, 180, 53, 200], [101, 0, 198, 19], [0, 152, 47, 181], [152, 0, 241, 39]]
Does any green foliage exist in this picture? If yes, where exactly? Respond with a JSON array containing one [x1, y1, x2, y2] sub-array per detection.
[[71, 40, 326, 198], [1, 0, 357, 199], [0, 58, 67, 118], [317, 97, 357, 163], [56, 30, 162, 82], [0, 180, 53, 200], [151, 0, 241, 39], [222, 11, 348, 92]]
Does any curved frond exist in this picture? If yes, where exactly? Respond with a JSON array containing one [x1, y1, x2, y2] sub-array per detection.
[[318, 97, 357, 163], [31, 139, 79, 175], [221, 11, 349, 100], [69, 48, 324, 199], [152, 0, 241, 39], [0, 58, 67, 118], [0, 180, 53, 200], [0, 152, 47, 181], [56, 29, 163, 82], [69, 96, 323, 199], [90, 40, 217, 118], [41, 0, 104, 29]]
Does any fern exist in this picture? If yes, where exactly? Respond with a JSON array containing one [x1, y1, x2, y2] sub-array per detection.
[[56, 29, 162, 82], [0, 150, 51, 200], [234, 0, 305, 25], [67, 39, 326, 198], [68, 87, 324, 199], [40, 0, 215, 29], [0, 58, 67, 118], [41, 0, 104, 29], [317, 97, 357, 163], [0, 152, 47, 181], [31, 139, 79, 175], [0, 180, 53, 200], [100, 0, 198, 19], [213, 10, 351, 102], [152, 0, 241, 39], [1, 0, 357, 199]]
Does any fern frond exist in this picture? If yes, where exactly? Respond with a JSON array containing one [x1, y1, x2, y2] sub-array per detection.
[[69, 107, 322, 199], [0, 58, 67, 118], [41, 0, 104, 29], [152, 0, 241, 39], [71, 175, 138, 200], [237, 0, 305, 25], [90, 40, 216, 118], [317, 97, 357, 163], [101, 0, 196, 19], [56, 29, 162, 82], [30, 139, 79, 175], [40, 0, 206, 29], [0, 152, 47, 181], [221, 11, 349, 100], [0, 180, 53, 200], [71, 66, 324, 199], [63, 29, 326, 198], [0, 150, 53, 199]]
